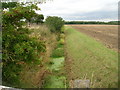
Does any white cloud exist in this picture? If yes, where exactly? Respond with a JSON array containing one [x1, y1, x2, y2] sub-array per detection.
[[36, 0, 119, 21]]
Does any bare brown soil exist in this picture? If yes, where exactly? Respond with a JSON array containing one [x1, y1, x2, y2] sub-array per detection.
[[68, 25, 118, 51]]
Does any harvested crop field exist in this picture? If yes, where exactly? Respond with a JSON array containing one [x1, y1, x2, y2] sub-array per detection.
[[68, 25, 118, 51]]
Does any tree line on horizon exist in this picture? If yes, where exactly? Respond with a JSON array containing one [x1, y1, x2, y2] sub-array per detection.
[[65, 21, 119, 25]]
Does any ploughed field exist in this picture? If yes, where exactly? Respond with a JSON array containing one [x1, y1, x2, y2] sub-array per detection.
[[68, 25, 118, 51]]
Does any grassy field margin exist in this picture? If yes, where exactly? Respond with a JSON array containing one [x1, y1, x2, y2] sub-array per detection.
[[64, 26, 118, 88]]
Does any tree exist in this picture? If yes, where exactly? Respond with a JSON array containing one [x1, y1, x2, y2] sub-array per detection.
[[45, 16, 64, 33], [31, 14, 44, 24]]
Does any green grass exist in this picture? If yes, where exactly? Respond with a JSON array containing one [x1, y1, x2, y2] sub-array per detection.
[[51, 43, 64, 58], [50, 57, 65, 71], [42, 75, 66, 88], [43, 57, 66, 88], [65, 26, 118, 88]]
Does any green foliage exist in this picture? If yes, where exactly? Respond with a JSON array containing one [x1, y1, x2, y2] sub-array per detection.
[[45, 16, 64, 33], [2, 3, 46, 87], [31, 14, 44, 24], [2, 2, 17, 9]]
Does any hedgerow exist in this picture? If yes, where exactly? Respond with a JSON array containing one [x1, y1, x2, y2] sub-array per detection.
[[2, 2, 46, 87]]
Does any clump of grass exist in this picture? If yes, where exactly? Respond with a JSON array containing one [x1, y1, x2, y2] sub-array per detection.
[[51, 47, 64, 58], [59, 38, 65, 45]]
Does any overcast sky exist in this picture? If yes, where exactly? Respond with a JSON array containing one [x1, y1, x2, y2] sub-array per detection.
[[37, 0, 119, 21]]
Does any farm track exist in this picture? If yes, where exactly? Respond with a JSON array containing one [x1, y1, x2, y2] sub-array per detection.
[[68, 25, 118, 51]]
